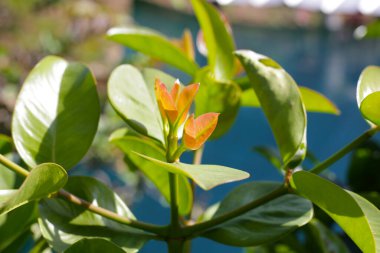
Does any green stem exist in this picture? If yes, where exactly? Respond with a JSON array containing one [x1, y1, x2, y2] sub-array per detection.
[[182, 185, 288, 237], [57, 189, 167, 237], [169, 172, 181, 232], [0, 154, 167, 237], [167, 238, 185, 253], [0, 154, 29, 177], [309, 126, 380, 175]]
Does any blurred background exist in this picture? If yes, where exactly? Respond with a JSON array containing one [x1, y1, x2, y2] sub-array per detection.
[[1, 0, 380, 252]]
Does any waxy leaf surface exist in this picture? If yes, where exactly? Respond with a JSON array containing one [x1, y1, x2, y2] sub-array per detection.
[[12, 56, 100, 169], [242, 86, 339, 115], [236, 50, 307, 168], [357, 66, 380, 126], [109, 127, 193, 215], [191, 0, 235, 80], [107, 27, 198, 75], [0, 163, 67, 215], [202, 182, 313, 246], [134, 152, 249, 190], [39, 176, 149, 252], [291, 170, 380, 253]]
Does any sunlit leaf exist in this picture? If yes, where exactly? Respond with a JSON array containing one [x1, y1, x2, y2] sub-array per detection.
[[236, 50, 307, 168], [12, 56, 100, 169], [39, 176, 149, 252], [241, 86, 339, 115], [183, 113, 219, 150], [191, 0, 235, 80], [64, 238, 126, 253], [357, 66, 380, 126], [133, 152, 249, 190], [291, 170, 380, 253], [108, 65, 164, 143], [107, 27, 198, 75], [109, 127, 193, 215], [0, 163, 67, 215], [201, 182, 313, 246]]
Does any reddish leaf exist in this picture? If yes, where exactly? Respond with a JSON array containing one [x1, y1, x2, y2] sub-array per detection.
[[183, 112, 219, 150], [155, 79, 178, 124], [176, 83, 199, 126]]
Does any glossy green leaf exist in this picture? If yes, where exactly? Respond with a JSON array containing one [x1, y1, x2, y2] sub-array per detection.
[[307, 219, 350, 253], [64, 238, 126, 253], [191, 0, 235, 80], [291, 170, 380, 253], [108, 65, 165, 143], [0, 163, 67, 215], [39, 176, 149, 252], [241, 86, 339, 115], [235, 50, 307, 168], [107, 27, 198, 75], [0, 191, 37, 252], [195, 68, 241, 138], [109, 127, 193, 215], [134, 152, 249, 190], [299, 87, 340, 114], [201, 182, 313, 246], [142, 68, 177, 100], [12, 56, 100, 170], [357, 66, 380, 126]]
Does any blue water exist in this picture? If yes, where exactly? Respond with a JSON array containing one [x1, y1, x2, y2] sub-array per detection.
[[129, 2, 380, 252]]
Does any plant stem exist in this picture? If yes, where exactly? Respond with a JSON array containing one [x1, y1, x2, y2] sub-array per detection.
[[167, 238, 185, 253], [0, 154, 167, 237], [193, 145, 204, 165], [0, 154, 29, 177], [57, 189, 167, 236], [169, 172, 181, 232], [182, 185, 288, 237], [309, 126, 380, 175]]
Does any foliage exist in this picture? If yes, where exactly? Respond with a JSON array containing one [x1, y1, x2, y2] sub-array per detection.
[[0, 0, 380, 252]]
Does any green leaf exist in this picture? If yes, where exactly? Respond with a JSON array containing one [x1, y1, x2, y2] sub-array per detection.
[[107, 27, 198, 75], [201, 182, 313, 246], [134, 152, 249, 190], [108, 65, 164, 143], [290, 170, 380, 253], [12, 56, 100, 170], [142, 68, 177, 100], [191, 0, 235, 80], [307, 219, 350, 253], [241, 86, 339, 115], [0, 190, 37, 251], [357, 66, 380, 126], [38, 176, 149, 252], [0, 163, 67, 215], [0, 163, 16, 189], [0, 134, 13, 154], [195, 68, 241, 138], [64, 238, 126, 253], [235, 50, 307, 168], [298, 87, 340, 115], [109, 127, 193, 216]]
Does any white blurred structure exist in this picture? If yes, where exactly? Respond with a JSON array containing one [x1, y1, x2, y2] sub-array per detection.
[[216, 0, 380, 16]]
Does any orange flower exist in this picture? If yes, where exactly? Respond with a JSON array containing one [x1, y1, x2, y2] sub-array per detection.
[[154, 79, 199, 127], [183, 113, 219, 150]]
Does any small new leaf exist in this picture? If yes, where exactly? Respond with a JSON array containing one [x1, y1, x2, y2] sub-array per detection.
[[183, 113, 219, 150]]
